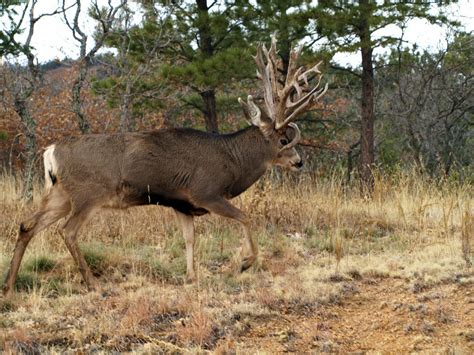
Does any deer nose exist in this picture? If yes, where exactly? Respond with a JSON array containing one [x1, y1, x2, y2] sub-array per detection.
[[295, 160, 303, 168]]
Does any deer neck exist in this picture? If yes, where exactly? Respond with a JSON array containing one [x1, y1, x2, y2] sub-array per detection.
[[222, 126, 273, 197]]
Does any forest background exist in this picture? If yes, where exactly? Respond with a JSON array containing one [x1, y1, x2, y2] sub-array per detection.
[[0, 0, 472, 198]]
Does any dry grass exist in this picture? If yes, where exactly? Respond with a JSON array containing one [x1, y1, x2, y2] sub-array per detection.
[[0, 170, 472, 352]]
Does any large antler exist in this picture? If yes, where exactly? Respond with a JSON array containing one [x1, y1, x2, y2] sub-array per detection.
[[254, 34, 328, 130]]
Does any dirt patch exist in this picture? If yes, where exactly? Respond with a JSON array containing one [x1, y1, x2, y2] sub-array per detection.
[[234, 278, 474, 353]]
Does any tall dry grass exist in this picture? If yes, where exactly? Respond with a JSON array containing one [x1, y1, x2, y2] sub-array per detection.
[[1, 169, 472, 283], [0, 169, 472, 352]]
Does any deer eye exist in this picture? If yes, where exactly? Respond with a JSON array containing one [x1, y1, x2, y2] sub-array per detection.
[[280, 138, 289, 146]]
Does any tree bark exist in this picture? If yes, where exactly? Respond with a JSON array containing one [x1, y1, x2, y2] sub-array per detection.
[[119, 80, 133, 132], [200, 89, 219, 133], [64, 0, 126, 134], [359, 0, 375, 193], [346, 140, 360, 186], [15, 1, 41, 201], [196, 0, 219, 133], [14, 96, 36, 201], [72, 59, 90, 134]]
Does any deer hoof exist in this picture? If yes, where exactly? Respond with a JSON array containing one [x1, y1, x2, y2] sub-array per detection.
[[2, 286, 13, 299], [19, 223, 28, 233], [85, 280, 100, 293], [240, 256, 255, 272], [185, 274, 197, 284]]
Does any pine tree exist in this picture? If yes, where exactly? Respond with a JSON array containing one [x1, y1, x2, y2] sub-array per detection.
[[244, 0, 318, 72], [313, 0, 458, 192], [0, 0, 27, 57], [154, 0, 255, 133]]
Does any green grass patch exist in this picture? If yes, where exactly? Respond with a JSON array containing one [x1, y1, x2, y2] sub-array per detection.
[[169, 255, 187, 277], [0, 317, 14, 328], [261, 232, 290, 257], [303, 230, 337, 253], [14, 271, 40, 292], [0, 299, 17, 313], [43, 276, 67, 295], [24, 255, 56, 273], [199, 227, 236, 265], [163, 233, 186, 259], [219, 273, 242, 294], [148, 259, 174, 281], [81, 244, 107, 276], [139, 253, 187, 283]]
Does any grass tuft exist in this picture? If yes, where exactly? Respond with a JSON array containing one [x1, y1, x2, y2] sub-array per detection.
[[81, 245, 107, 276], [14, 271, 39, 292], [0, 299, 17, 313], [24, 256, 56, 273], [148, 259, 174, 281]]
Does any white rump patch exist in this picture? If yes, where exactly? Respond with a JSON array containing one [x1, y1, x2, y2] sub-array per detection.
[[43, 144, 58, 191]]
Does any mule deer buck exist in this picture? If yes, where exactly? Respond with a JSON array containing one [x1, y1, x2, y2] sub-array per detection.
[[2, 35, 327, 297]]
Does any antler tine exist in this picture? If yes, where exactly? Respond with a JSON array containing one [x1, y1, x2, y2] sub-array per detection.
[[274, 48, 325, 130], [254, 43, 276, 120], [253, 35, 327, 131], [238, 96, 253, 122], [275, 82, 328, 130], [275, 47, 304, 121], [267, 36, 282, 100], [285, 46, 303, 89], [275, 59, 327, 130], [239, 95, 274, 137], [287, 66, 305, 99], [238, 95, 260, 124], [287, 73, 323, 109], [298, 60, 323, 86]]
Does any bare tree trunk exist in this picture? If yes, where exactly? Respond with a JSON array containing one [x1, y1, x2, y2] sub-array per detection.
[[346, 141, 360, 186], [72, 60, 90, 133], [12, 1, 46, 200], [63, 0, 126, 134], [200, 89, 219, 133], [359, 0, 375, 194], [119, 80, 133, 132], [196, 0, 219, 133], [5, 1, 67, 200], [360, 47, 375, 191], [14, 96, 36, 201], [64, 0, 91, 134]]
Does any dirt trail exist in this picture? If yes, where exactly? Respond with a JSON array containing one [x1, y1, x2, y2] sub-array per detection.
[[236, 279, 474, 353]]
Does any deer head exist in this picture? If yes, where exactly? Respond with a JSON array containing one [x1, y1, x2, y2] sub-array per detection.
[[239, 35, 328, 171]]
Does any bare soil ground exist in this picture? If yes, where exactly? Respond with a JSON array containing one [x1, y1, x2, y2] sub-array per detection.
[[1, 259, 472, 353], [236, 278, 474, 353]]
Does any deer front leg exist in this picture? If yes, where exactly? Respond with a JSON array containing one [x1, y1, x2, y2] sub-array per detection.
[[3, 186, 71, 297], [199, 198, 258, 273], [239, 220, 257, 272], [174, 210, 196, 283]]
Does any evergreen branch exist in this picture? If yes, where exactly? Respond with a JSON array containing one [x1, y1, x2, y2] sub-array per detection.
[[181, 97, 204, 113]]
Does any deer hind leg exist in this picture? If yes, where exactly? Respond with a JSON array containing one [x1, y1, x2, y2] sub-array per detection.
[[62, 205, 99, 291], [199, 198, 257, 273], [174, 210, 196, 283], [3, 186, 71, 297]]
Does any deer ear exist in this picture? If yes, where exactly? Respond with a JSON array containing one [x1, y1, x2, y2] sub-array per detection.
[[239, 95, 274, 137]]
